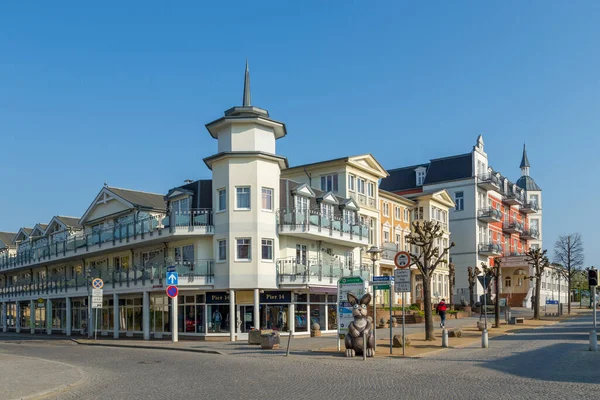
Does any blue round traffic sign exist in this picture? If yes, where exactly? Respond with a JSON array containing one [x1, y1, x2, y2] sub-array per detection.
[[166, 285, 179, 299], [92, 278, 104, 289]]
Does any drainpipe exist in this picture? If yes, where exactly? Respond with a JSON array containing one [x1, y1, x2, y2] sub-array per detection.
[[303, 168, 312, 187]]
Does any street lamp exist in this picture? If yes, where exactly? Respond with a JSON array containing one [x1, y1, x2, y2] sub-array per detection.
[[86, 267, 92, 338], [366, 245, 382, 350]]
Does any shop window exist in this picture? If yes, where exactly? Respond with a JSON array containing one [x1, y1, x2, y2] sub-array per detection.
[[295, 304, 308, 332], [260, 304, 289, 331], [208, 305, 229, 333]]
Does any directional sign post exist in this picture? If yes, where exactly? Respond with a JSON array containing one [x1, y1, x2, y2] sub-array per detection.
[[337, 276, 367, 351], [166, 285, 179, 343], [91, 285, 103, 341], [166, 272, 179, 286], [392, 255, 411, 357], [167, 265, 176, 273]]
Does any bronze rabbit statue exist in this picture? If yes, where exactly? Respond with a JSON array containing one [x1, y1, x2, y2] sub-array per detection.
[[344, 292, 375, 357]]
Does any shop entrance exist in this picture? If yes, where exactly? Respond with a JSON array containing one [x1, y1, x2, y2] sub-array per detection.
[[236, 305, 254, 339]]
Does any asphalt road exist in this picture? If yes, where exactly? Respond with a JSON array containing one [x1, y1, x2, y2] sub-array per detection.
[[1, 314, 599, 400]]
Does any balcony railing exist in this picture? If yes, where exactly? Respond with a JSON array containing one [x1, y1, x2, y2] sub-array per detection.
[[503, 221, 524, 234], [477, 173, 501, 190], [503, 190, 524, 206], [349, 193, 376, 209], [478, 243, 503, 255], [277, 208, 368, 242], [521, 202, 538, 214], [0, 209, 213, 271], [521, 229, 539, 240], [477, 207, 502, 222], [277, 257, 370, 284], [0, 260, 215, 299]]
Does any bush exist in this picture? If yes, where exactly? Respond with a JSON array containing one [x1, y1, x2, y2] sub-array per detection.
[[448, 310, 458, 315], [414, 310, 425, 317], [409, 304, 421, 311]]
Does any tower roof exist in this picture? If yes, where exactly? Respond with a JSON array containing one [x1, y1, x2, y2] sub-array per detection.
[[243, 59, 251, 107], [520, 144, 530, 168], [516, 176, 541, 191]]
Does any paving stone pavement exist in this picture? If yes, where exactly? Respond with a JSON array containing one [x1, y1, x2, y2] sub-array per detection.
[[0, 313, 598, 399]]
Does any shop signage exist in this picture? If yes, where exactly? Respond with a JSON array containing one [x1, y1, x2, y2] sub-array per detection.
[[206, 292, 230, 304], [337, 276, 367, 339], [259, 291, 291, 303]]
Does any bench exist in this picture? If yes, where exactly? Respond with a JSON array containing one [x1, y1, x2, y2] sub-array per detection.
[[515, 317, 524, 324]]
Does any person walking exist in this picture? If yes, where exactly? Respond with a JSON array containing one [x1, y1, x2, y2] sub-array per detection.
[[436, 299, 447, 329]]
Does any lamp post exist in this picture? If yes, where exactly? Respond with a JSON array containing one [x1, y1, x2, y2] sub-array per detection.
[[85, 267, 92, 339], [366, 246, 382, 350]]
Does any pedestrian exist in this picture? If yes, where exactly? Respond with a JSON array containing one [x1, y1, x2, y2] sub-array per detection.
[[436, 299, 447, 329]]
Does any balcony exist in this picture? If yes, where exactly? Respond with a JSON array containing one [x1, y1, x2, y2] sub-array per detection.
[[521, 202, 538, 214], [503, 190, 524, 206], [477, 173, 501, 191], [277, 258, 370, 286], [503, 221, 524, 234], [0, 209, 214, 272], [0, 260, 215, 300], [478, 243, 503, 256], [380, 242, 401, 265], [521, 229, 539, 240], [277, 209, 369, 246], [349, 193, 377, 209], [477, 207, 502, 223]]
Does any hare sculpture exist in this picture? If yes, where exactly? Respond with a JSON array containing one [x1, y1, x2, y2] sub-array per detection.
[[344, 292, 375, 357]]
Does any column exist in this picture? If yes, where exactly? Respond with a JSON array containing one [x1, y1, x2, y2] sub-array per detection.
[[229, 290, 235, 342], [143, 291, 150, 340], [113, 293, 119, 339], [46, 300, 52, 335], [289, 302, 295, 334], [253, 289, 260, 330], [1, 303, 7, 332], [16, 302, 21, 333], [66, 298, 72, 336], [30, 299, 35, 334]]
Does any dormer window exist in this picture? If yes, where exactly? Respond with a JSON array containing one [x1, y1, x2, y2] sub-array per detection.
[[415, 167, 427, 186], [171, 197, 190, 214], [295, 195, 309, 213]]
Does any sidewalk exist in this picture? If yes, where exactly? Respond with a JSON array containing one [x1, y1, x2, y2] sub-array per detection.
[[0, 353, 86, 400]]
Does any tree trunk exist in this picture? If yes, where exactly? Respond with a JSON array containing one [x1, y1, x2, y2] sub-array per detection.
[[494, 271, 500, 328], [533, 276, 541, 320], [469, 283, 474, 307], [449, 280, 454, 310], [423, 274, 434, 341], [567, 272, 572, 315]]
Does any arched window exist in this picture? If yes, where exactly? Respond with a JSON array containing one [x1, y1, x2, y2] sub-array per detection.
[[505, 276, 512, 288]]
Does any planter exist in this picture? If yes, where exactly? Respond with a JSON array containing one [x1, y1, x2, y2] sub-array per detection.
[[414, 315, 424, 323], [311, 323, 321, 337], [260, 332, 281, 350], [248, 330, 261, 345]]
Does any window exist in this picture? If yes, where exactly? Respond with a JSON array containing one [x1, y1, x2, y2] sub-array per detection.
[[218, 239, 227, 261], [320, 174, 338, 192], [261, 187, 273, 211], [236, 187, 251, 209], [383, 202, 389, 217], [404, 209, 409, 221], [395, 206, 401, 219], [174, 245, 194, 265], [530, 194, 539, 206], [454, 191, 464, 211], [383, 230, 390, 242], [367, 182, 375, 197], [296, 244, 307, 265], [236, 239, 251, 260], [396, 234, 401, 246], [218, 189, 226, 212], [295, 195, 309, 213], [505, 276, 512, 287], [171, 197, 190, 213], [320, 203, 334, 219], [343, 209, 355, 224], [416, 170, 426, 186], [261, 239, 273, 260], [357, 178, 365, 194], [348, 175, 355, 191]]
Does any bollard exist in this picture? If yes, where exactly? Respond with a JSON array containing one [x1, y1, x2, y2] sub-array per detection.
[[481, 329, 489, 348], [590, 330, 598, 352], [363, 331, 367, 361], [442, 329, 449, 348], [286, 333, 293, 356]]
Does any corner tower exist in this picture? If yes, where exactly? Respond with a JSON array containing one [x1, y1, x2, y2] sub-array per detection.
[[516, 144, 542, 250], [204, 62, 288, 290]]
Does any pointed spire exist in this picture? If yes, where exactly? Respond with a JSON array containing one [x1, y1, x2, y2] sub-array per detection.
[[243, 59, 251, 107], [520, 144, 530, 168]]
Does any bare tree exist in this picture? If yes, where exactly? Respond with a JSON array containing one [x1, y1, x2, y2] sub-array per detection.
[[526, 248, 550, 320], [448, 262, 455, 310], [467, 266, 481, 306], [554, 233, 585, 314], [406, 220, 455, 341]]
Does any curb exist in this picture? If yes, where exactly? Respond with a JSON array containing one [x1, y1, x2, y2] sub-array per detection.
[[71, 339, 225, 355]]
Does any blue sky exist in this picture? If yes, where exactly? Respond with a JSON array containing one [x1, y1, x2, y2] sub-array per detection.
[[1, 1, 598, 265]]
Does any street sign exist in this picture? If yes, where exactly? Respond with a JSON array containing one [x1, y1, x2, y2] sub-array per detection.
[[166, 272, 179, 286], [546, 299, 559, 305], [167, 265, 177, 273], [337, 277, 367, 339], [373, 275, 394, 282], [36, 298, 44, 308], [166, 285, 179, 299], [394, 269, 411, 293], [91, 288, 103, 309], [394, 251, 411, 269], [373, 284, 391, 290], [477, 275, 492, 290], [92, 278, 104, 289]]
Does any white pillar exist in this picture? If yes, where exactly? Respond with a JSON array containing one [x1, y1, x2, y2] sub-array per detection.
[[1, 303, 6, 332], [113, 293, 119, 339], [16, 302, 21, 333], [65, 298, 72, 336], [253, 289, 260, 330], [30, 299, 35, 334], [46, 300, 52, 335], [229, 290, 235, 342], [172, 294, 178, 343], [143, 291, 150, 340], [289, 302, 295, 334]]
